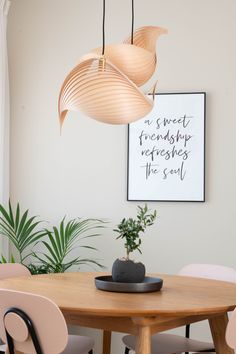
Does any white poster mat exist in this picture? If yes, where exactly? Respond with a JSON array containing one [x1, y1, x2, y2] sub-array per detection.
[[127, 93, 205, 202]]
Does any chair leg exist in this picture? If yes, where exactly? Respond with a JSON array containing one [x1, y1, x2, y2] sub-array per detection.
[[125, 347, 130, 354], [185, 324, 190, 354], [0, 339, 5, 354]]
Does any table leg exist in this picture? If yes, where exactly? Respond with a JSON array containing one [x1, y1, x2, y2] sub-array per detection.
[[135, 325, 151, 354], [209, 313, 234, 354], [102, 330, 112, 354]]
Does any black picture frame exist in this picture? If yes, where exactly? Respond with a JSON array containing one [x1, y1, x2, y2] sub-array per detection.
[[127, 92, 206, 202]]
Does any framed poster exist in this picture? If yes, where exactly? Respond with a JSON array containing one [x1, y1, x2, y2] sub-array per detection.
[[127, 92, 206, 202]]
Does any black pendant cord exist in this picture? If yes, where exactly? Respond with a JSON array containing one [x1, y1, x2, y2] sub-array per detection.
[[131, 0, 134, 44], [102, 0, 134, 53], [102, 0, 105, 55]]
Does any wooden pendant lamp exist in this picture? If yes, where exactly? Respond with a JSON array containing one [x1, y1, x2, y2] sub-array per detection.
[[58, 0, 167, 127]]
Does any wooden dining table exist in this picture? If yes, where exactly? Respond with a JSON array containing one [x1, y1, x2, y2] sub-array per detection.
[[0, 272, 236, 354]]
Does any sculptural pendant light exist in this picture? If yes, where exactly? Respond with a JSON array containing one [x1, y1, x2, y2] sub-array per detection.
[[58, 0, 167, 127]]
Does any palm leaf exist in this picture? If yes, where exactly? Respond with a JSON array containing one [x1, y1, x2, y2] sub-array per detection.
[[53, 226, 63, 257], [10, 254, 16, 263], [33, 252, 58, 266], [32, 216, 105, 272], [42, 239, 60, 263], [18, 216, 38, 244], [8, 200, 15, 226], [60, 217, 66, 251], [0, 204, 13, 225], [15, 203, 20, 232], [0, 255, 7, 263], [0, 200, 45, 262], [20, 227, 47, 250]]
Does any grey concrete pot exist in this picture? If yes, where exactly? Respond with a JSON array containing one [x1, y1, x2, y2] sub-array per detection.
[[112, 258, 146, 283]]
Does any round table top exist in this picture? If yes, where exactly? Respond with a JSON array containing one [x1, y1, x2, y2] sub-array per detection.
[[0, 272, 236, 317]]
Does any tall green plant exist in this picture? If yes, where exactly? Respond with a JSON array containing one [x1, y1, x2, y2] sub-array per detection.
[[33, 217, 104, 273], [0, 201, 47, 263]]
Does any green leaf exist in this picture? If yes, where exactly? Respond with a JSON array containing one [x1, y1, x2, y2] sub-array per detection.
[[8, 200, 15, 227], [53, 226, 63, 257], [0, 200, 45, 261], [32, 216, 105, 272], [0, 204, 13, 225], [20, 228, 47, 251], [114, 204, 157, 257], [42, 240, 60, 263], [0, 255, 7, 263], [60, 217, 65, 251], [18, 216, 37, 245], [15, 203, 20, 232], [10, 254, 16, 263]]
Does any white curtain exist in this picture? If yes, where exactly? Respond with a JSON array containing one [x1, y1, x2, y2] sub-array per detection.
[[0, 0, 10, 257]]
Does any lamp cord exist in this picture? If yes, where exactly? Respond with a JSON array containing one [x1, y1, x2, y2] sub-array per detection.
[[102, 0, 105, 55], [131, 0, 134, 44], [101, 0, 134, 54]]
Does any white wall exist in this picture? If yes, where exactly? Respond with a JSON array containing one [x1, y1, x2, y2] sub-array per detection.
[[7, 0, 236, 352], [0, 0, 10, 257]]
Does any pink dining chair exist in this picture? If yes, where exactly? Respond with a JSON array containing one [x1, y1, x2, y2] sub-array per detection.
[[0, 263, 31, 280], [123, 263, 236, 354], [0, 263, 31, 353], [0, 289, 94, 354], [192, 306, 236, 353], [0, 263, 94, 354]]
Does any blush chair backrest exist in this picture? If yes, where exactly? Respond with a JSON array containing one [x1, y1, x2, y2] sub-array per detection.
[[179, 264, 236, 283], [226, 307, 236, 349], [0, 263, 31, 280], [0, 289, 68, 354]]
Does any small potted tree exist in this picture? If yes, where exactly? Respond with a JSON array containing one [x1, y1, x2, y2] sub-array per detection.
[[112, 204, 157, 283]]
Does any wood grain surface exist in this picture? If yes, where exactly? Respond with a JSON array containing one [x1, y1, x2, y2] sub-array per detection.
[[0, 272, 236, 317], [1, 272, 236, 354]]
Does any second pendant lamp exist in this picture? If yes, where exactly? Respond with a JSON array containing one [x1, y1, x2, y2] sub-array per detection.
[[58, 0, 167, 127]]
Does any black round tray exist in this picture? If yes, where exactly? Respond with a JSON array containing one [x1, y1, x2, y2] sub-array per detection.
[[95, 275, 163, 293]]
